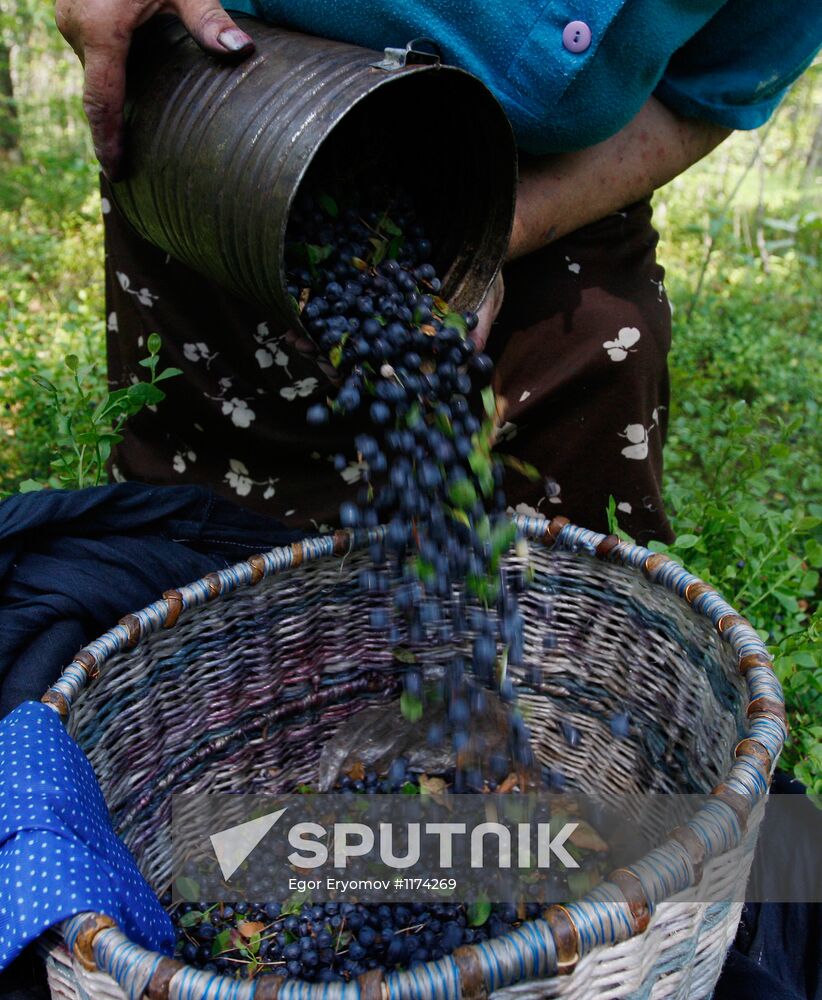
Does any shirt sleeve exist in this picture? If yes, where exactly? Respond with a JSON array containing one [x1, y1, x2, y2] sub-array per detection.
[[655, 0, 822, 130]]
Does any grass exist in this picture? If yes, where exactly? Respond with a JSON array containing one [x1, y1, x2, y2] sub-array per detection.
[[0, 26, 820, 795]]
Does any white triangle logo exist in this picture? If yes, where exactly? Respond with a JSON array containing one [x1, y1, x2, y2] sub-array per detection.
[[209, 808, 287, 881]]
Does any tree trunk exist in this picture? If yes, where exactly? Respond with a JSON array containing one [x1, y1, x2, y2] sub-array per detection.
[[0, 40, 20, 152]]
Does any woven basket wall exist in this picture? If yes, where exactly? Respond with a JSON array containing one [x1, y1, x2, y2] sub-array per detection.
[[37, 517, 786, 1000]]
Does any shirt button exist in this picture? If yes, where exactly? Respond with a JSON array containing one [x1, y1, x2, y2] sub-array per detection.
[[562, 20, 592, 53]]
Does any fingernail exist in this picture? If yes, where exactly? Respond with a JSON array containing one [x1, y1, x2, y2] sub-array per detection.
[[218, 28, 254, 53]]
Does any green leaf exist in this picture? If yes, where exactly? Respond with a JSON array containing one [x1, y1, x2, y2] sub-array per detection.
[[329, 345, 343, 368], [400, 691, 423, 723], [499, 453, 540, 482], [673, 533, 700, 549], [18, 479, 44, 493], [138, 354, 159, 370], [318, 193, 339, 218], [306, 244, 334, 267], [281, 891, 311, 916], [467, 897, 491, 927], [481, 385, 496, 419], [155, 367, 184, 383], [127, 382, 165, 407], [178, 910, 204, 928], [31, 375, 58, 394], [400, 780, 419, 794], [175, 876, 201, 901], [64, 354, 79, 372], [490, 521, 517, 559], [448, 478, 478, 510], [450, 507, 471, 529], [392, 647, 417, 665], [368, 237, 388, 267], [379, 215, 402, 237], [147, 333, 162, 355], [211, 928, 234, 957]]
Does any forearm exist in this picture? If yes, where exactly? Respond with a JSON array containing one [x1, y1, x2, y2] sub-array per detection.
[[508, 96, 730, 260]]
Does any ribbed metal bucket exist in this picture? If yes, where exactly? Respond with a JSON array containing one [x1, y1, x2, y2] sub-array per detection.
[[111, 15, 517, 332]]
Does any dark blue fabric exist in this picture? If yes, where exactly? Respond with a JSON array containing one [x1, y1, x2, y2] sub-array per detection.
[[0, 482, 301, 717], [713, 772, 822, 1000]]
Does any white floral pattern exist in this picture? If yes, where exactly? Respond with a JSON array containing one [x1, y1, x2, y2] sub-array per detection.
[[225, 459, 253, 496], [116, 271, 158, 308], [603, 327, 640, 362], [206, 378, 256, 428], [183, 342, 219, 368], [224, 459, 278, 499], [619, 423, 651, 460], [280, 377, 319, 401], [221, 397, 256, 428], [172, 449, 197, 474], [254, 322, 291, 374]]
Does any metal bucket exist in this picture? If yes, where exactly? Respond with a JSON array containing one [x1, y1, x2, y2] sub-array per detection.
[[111, 15, 517, 333]]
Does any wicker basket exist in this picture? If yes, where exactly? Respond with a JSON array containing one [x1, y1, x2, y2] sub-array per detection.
[[38, 516, 786, 1000]]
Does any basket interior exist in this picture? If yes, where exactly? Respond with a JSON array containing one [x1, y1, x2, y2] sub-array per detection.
[[65, 540, 747, 891]]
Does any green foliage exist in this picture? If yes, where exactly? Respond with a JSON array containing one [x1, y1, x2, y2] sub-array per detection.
[[629, 76, 822, 794], [16, 335, 181, 491]]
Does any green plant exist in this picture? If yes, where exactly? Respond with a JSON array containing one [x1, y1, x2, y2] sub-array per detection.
[[19, 334, 181, 491]]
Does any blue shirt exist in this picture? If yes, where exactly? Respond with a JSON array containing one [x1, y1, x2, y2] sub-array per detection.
[[225, 1, 821, 154]]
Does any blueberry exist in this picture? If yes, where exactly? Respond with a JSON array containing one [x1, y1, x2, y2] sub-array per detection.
[[306, 403, 328, 425], [339, 502, 359, 527]]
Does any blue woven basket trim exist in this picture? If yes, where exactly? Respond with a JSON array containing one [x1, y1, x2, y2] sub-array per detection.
[[724, 756, 770, 798], [564, 882, 635, 954], [279, 977, 359, 1000], [745, 666, 784, 705], [747, 715, 788, 758], [49, 663, 87, 709], [645, 558, 696, 596], [733, 635, 771, 662], [626, 839, 695, 904], [94, 928, 161, 1000], [723, 626, 769, 662], [685, 798, 743, 858], [385, 955, 461, 1000], [169, 962, 254, 1000], [469, 917, 557, 993], [63, 913, 93, 952], [688, 589, 734, 624]]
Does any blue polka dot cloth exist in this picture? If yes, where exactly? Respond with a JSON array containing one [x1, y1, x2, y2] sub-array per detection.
[[0, 701, 174, 970]]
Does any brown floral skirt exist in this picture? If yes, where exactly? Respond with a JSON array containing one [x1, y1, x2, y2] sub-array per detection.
[[102, 178, 673, 544]]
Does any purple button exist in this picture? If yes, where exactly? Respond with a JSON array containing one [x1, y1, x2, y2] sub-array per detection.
[[562, 20, 591, 53]]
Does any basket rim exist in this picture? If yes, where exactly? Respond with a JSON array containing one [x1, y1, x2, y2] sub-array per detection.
[[42, 515, 786, 997]]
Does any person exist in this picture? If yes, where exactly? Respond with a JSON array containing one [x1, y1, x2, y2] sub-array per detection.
[[55, 0, 821, 543]]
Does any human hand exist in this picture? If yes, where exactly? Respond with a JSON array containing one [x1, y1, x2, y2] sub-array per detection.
[[55, 0, 255, 180]]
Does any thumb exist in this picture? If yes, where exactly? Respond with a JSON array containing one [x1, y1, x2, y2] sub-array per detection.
[[82, 39, 129, 180], [173, 0, 255, 55]]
